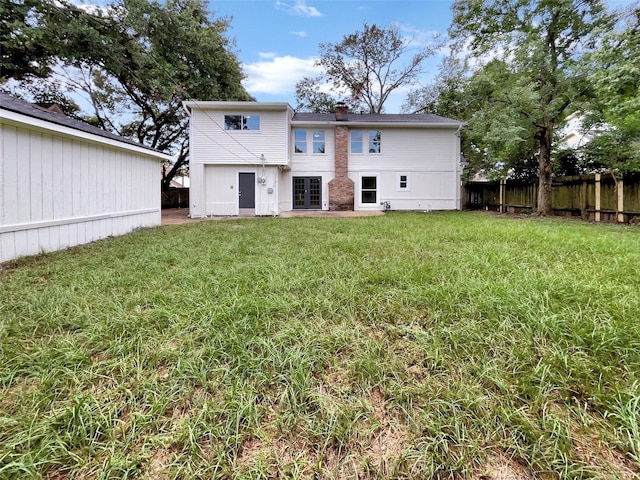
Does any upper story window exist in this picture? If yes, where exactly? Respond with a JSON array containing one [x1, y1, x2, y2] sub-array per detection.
[[294, 129, 307, 153], [312, 130, 325, 153], [293, 129, 325, 154], [224, 114, 260, 130], [351, 130, 381, 154]]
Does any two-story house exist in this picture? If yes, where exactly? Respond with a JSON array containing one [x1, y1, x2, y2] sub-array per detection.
[[183, 101, 464, 217]]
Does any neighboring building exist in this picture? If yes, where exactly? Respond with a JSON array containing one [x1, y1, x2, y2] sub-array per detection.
[[184, 101, 465, 217], [0, 93, 171, 263], [560, 112, 602, 150], [163, 163, 190, 188]]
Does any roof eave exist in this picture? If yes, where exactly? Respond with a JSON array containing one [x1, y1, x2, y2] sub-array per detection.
[[182, 100, 292, 112], [291, 120, 465, 128], [1, 109, 172, 160]]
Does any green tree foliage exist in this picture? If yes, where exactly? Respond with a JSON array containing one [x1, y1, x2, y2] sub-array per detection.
[[0, 0, 54, 80], [449, 0, 612, 214], [590, 5, 640, 137], [402, 54, 469, 118], [2, 0, 252, 189], [575, 5, 640, 174], [296, 23, 438, 113], [404, 56, 539, 181]]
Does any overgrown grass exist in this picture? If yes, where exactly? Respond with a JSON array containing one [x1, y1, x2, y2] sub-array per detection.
[[1, 212, 638, 479]]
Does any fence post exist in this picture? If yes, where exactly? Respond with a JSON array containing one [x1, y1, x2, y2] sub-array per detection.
[[617, 177, 624, 223], [581, 180, 588, 219], [595, 174, 601, 222], [499, 179, 506, 213]]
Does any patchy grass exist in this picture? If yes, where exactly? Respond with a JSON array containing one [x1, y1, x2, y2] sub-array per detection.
[[0, 212, 639, 479]]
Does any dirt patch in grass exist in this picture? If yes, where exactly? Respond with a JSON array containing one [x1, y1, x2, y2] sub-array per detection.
[[473, 451, 534, 480], [145, 447, 174, 479], [573, 433, 640, 479]]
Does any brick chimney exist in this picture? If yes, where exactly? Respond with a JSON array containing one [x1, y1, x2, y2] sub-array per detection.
[[334, 102, 348, 121], [328, 124, 354, 210]]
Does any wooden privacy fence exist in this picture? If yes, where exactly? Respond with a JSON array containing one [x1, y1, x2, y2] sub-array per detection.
[[463, 173, 640, 223], [161, 188, 189, 209]]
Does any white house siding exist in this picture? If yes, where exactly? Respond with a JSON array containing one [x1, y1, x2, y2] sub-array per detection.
[[280, 127, 336, 211], [185, 101, 464, 216], [0, 119, 164, 263], [187, 104, 291, 218], [189, 108, 290, 165], [348, 127, 461, 211], [198, 164, 279, 216]]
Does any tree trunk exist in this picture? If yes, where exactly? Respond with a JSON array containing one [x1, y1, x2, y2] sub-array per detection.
[[536, 122, 554, 215]]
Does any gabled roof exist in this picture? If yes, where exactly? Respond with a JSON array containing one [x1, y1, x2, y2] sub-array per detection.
[[0, 92, 165, 153], [292, 112, 464, 126]]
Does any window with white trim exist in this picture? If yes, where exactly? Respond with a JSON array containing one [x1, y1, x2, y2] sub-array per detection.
[[397, 173, 410, 191], [312, 130, 325, 153], [361, 176, 378, 204], [224, 114, 260, 130], [294, 129, 307, 153], [350, 130, 381, 154]]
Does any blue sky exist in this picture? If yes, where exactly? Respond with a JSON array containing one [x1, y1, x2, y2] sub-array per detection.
[[211, 0, 456, 112], [211, 0, 635, 113]]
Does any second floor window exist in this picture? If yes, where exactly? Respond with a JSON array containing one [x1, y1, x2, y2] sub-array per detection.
[[224, 114, 260, 130], [294, 129, 325, 154], [294, 130, 307, 153], [312, 130, 325, 153], [351, 130, 381, 154]]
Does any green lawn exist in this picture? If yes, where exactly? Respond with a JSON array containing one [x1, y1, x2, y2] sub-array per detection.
[[1, 212, 639, 479]]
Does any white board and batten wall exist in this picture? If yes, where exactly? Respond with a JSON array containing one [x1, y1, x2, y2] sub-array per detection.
[[0, 95, 171, 263]]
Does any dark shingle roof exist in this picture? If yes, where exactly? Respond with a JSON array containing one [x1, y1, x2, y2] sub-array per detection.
[[0, 92, 163, 152], [292, 111, 463, 125]]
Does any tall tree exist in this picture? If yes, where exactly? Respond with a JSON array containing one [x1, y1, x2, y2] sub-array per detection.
[[449, 0, 613, 214], [402, 54, 469, 118], [580, 4, 640, 174], [296, 23, 438, 113], [0, 0, 55, 80], [3, 0, 252, 189]]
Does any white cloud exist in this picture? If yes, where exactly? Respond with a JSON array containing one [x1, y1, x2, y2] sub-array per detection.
[[291, 31, 308, 38], [394, 22, 444, 51], [242, 55, 320, 95], [274, 1, 323, 17], [68, 0, 111, 16]]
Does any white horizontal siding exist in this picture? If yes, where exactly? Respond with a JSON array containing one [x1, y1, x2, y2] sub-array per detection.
[[199, 164, 281, 216], [347, 127, 460, 211], [187, 103, 462, 216], [279, 170, 333, 212], [190, 108, 290, 165], [0, 121, 161, 263], [204, 165, 244, 216], [348, 128, 458, 172]]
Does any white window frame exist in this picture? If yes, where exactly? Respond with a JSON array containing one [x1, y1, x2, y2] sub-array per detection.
[[224, 114, 261, 131], [312, 130, 326, 154], [359, 173, 379, 208], [397, 172, 411, 192], [350, 130, 382, 154], [294, 129, 307, 153]]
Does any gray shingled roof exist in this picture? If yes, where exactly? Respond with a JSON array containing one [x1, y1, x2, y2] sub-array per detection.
[[0, 92, 163, 152], [292, 111, 463, 125]]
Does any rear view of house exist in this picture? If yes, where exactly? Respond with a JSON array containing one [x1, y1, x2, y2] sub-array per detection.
[[184, 101, 464, 217], [0, 93, 171, 263]]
